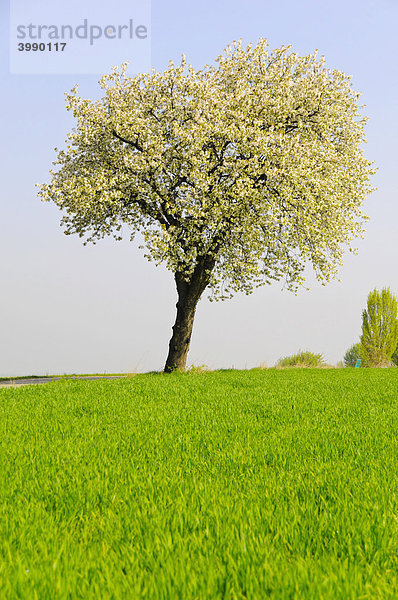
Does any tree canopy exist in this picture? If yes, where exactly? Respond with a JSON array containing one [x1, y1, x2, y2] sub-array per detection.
[[38, 39, 376, 371]]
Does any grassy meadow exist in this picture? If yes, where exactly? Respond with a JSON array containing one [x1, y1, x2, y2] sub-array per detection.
[[1, 368, 398, 599]]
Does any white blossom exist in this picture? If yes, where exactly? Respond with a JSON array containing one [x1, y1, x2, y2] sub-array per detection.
[[38, 39, 376, 302]]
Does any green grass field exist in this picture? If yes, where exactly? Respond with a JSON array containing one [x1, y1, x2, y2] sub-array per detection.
[[1, 368, 398, 599]]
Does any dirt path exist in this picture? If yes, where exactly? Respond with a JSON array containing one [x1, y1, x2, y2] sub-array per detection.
[[0, 376, 128, 388]]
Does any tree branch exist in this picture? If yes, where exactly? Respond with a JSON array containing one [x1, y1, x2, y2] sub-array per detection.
[[112, 129, 144, 152]]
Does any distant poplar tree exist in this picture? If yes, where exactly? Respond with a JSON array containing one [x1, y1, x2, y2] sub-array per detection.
[[392, 345, 398, 366], [360, 288, 398, 367]]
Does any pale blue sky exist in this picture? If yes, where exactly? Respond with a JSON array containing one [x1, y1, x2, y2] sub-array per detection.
[[1, 0, 397, 375]]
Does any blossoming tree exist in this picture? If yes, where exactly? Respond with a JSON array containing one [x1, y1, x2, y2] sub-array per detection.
[[38, 39, 375, 372]]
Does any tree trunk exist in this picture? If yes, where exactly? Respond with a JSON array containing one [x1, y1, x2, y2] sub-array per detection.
[[164, 258, 214, 373]]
